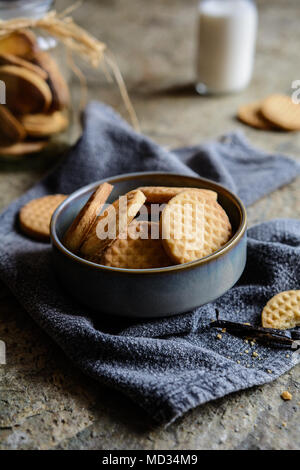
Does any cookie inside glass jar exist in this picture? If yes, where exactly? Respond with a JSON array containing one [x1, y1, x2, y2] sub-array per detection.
[[0, 1, 75, 160]]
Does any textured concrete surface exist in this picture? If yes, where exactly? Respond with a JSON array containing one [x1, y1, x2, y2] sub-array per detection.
[[0, 0, 299, 450]]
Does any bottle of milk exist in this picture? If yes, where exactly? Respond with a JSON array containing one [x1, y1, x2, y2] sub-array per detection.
[[195, 0, 258, 94]]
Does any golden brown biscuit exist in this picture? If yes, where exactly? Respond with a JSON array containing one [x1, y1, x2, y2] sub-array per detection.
[[0, 106, 26, 145], [63, 182, 113, 253], [138, 186, 217, 204], [19, 194, 67, 241], [0, 65, 52, 114], [161, 190, 232, 264], [100, 221, 172, 269], [261, 290, 300, 330], [31, 51, 70, 111], [0, 140, 48, 156], [0, 31, 37, 58], [260, 94, 300, 131], [80, 190, 146, 258], [21, 111, 69, 137], [237, 101, 274, 130], [0, 53, 47, 80]]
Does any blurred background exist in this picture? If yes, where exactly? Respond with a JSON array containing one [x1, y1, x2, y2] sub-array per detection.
[[69, 0, 299, 146]]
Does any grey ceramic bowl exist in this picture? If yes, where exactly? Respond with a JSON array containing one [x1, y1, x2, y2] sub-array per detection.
[[50, 172, 247, 318]]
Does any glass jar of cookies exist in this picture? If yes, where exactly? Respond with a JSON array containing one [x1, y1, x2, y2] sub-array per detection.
[[0, 0, 79, 161]]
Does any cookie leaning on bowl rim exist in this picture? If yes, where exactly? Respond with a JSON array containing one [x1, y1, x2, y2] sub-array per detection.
[[161, 189, 232, 264], [80, 189, 146, 258], [19, 194, 67, 241], [100, 220, 173, 269], [63, 182, 113, 253]]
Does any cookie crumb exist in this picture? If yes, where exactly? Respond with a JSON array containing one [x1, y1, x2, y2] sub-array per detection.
[[267, 369, 273, 374], [245, 350, 249, 354], [281, 390, 292, 401], [286, 354, 290, 358], [216, 334, 222, 340], [252, 351, 259, 358], [281, 421, 287, 428], [221, 328, 226, 333]]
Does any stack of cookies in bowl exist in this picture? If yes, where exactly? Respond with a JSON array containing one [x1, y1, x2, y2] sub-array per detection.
[[62, 183, 232, 269], [18, 174, 245, 316]]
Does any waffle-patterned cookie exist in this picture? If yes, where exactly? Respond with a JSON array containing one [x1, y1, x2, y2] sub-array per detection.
[[261, 290, 300, 330], [161, 190, 232, 264], [237, 101, 274, 130], [138, 186, 217, 204], [261, 94, 300, 131], [101, 221, 172, 269], [80, 190, 146, 258], [19, 194, 67, 241], [63, 182, 113, 253]]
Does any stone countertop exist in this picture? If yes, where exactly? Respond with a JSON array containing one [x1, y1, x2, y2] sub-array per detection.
[[0, 0, 299, 450]]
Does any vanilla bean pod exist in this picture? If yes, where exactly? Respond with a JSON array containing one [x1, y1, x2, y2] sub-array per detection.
[[211, 309, 299, 349]]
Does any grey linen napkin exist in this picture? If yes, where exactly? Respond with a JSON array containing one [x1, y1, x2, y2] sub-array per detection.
[[0, 102, 300, 425]]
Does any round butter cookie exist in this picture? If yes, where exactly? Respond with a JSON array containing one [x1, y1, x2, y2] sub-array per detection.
[[101, 221, 172, 269], [161, 190, 232, 264], [19, 194, 67, 241], [261, 94, 300, 131], [138, 186, 217, 204], [262, 290, 300, 330], [237, 101, 274, 130]]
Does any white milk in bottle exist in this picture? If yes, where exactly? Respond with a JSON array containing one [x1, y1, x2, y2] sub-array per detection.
[[195, 0, 258, 94]]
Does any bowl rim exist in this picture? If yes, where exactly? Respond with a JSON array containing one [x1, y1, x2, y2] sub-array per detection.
[[50, 171, 247, 274]]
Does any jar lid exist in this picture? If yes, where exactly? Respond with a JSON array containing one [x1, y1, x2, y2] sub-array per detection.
[[0, 0, 54, 20]]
